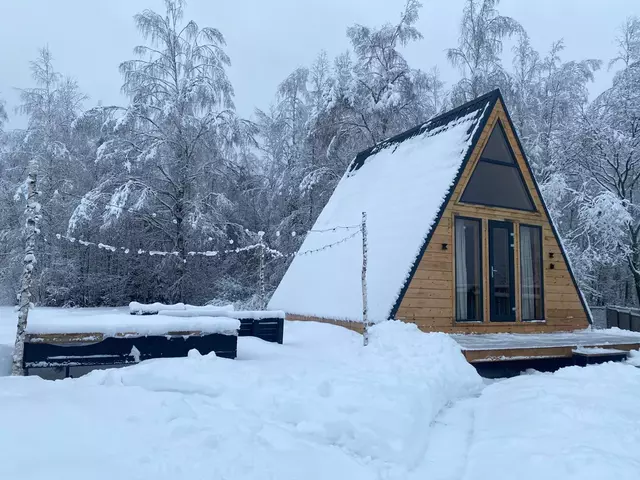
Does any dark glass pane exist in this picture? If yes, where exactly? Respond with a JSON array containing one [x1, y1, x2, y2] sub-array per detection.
[[455, 218, 482, 321], [520, 225, 544, 320], [481, 123, 515, 164], [461, 161, 535, 211], [490, 225, 514, 319]]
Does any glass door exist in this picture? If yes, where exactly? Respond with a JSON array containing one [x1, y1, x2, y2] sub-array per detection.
[[488, 220, 515, 321]]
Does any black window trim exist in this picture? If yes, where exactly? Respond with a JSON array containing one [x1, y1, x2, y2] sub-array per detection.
[[520, 223, 545, 321], [459, 120, 538, 212], [488, 219, 517, 322], [454, 216, 484, 323]]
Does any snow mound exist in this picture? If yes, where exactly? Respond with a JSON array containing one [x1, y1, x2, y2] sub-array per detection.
[[465, 362, 640, 480], [158, 309, 285, 319], [0, 319, 482, 479], [627, 349, 640, 366], [129, 302, 236, 315], [129, 301, 187, 314], [25, 313, 241, 336]]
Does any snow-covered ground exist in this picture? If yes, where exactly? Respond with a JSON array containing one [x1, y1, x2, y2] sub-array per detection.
[[1, 306, 640, 479]]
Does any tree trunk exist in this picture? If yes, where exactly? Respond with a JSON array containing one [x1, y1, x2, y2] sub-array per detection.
[[174, 189, 186, 303], [627, 227, 640, 304], [12, 165, 39, 376]]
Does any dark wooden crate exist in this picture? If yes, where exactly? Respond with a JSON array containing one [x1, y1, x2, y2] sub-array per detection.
[[23, 332, 237, 375], [573, 349, 628, 367], [238, 317, 284, 344]]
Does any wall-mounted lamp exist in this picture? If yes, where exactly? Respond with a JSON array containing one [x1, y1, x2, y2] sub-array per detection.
[[549, 252, 555, 259], [550, 263, 555, 270], [441, 243, 448, 251]]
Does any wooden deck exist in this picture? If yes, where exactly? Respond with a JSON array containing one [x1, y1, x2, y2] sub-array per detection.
[[452, 329, 640, 363]]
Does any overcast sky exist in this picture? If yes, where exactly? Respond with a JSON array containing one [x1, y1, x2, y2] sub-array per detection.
[[1, 0, 638, 128]]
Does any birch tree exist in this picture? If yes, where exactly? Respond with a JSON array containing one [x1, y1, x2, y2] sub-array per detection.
[[447, 0, 522, 104], [81, 0, 251, 301], [11, 158, 39, 376]]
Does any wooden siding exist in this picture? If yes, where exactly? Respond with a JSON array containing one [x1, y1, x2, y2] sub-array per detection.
[[285, 314, 365, 333], [396, 100, 589, 334]]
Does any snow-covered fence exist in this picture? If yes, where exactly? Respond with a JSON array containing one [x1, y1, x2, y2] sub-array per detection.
[[605, 306, 640, 332]]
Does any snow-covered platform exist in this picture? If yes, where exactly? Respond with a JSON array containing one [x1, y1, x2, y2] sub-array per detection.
[[452, 329, 640, 363]]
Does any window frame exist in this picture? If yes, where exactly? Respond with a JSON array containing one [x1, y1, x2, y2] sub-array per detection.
[[488, 219, 516, 322], [454, 216, 484, 323], [519, 223, 545, 321], [459, 121, 537, 212]]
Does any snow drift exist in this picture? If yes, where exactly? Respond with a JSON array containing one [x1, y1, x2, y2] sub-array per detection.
[[0, 319, 482, 480]]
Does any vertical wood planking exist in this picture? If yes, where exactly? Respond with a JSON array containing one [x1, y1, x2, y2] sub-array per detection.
[[396, 100, 589, 334]]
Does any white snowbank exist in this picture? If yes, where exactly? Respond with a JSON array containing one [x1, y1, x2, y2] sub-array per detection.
[[158, 309, 285, 319], [129, 301, 187, 314], [462, 362, 640, 480], [0, 319, 482, 479], [129, 302, 235, 315], [24, 312, 240, 336], [627, 349, 640, 366], [269, 103, 490, 322]]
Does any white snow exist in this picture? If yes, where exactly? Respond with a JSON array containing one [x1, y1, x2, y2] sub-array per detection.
[[269, 103, 490, 322], [129, 301, 194, 314], [452, 328, 640, 350], [158, 309, 285, 319], [14, 307, 241, 336], [130, 302, 237, 315], [572, 346, 627, 355], [0, 313, 482, 480], [1, 307, 640, 479], [457, 363, 640, 480]]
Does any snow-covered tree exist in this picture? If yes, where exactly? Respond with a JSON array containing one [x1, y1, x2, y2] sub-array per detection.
[[0, 95, 7, 131], [570, 17, 639, 302], [75, 0, 252, 301], [11, 157, 40, 376], [343, 0, 434, 143], [447, 0, 522, 104]]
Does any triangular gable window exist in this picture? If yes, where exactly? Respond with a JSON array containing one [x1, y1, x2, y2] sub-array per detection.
[[460, 122, 535, 211]]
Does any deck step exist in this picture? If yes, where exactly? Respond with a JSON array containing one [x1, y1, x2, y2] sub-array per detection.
[[572, 347, 628, 366]]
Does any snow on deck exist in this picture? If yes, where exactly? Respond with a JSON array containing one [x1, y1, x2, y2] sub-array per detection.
[[452, 328, 640, 351]]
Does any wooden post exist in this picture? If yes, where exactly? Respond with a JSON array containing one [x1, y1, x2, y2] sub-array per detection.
[[12, 163, 39, 376], [361, 212, 369, 346], [258, 231, 266, 310]]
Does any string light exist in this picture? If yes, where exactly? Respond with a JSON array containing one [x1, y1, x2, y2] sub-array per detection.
[[53, 225, 362, 261]]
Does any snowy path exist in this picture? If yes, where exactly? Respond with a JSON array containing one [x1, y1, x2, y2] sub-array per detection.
[[413, 397, 479, 480], [418, 362, 640, 480]]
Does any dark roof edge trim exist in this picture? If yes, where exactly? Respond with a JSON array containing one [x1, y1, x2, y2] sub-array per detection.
[[388, 90, 500, 320], [348, 89, 502, 174]]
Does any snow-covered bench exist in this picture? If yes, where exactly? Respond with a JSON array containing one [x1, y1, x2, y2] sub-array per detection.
[[131, 303, 285, 344], [22, 315, 240, 377]]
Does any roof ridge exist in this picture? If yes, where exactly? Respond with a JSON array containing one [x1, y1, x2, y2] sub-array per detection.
[[348, 89, 501, 173]]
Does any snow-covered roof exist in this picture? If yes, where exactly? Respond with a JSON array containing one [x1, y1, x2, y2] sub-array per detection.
[[269, 91, 499, 322]]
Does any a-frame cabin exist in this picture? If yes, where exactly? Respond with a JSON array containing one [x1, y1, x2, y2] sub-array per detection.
[[269, 90, 594, 338]]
